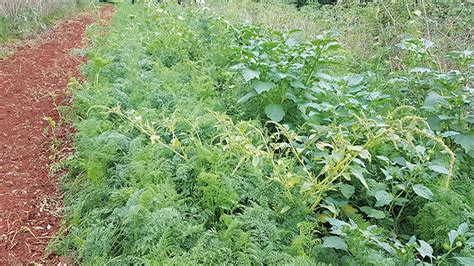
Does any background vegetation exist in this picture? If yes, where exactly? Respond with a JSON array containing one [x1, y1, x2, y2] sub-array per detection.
[[0, 0, 94, 48], [51, 0, 473, 264]]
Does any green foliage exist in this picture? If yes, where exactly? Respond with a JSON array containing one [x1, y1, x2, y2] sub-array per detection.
[[0, 0, 93, 45], [412, 189, 473, 249], [54, 1, 473, 265]]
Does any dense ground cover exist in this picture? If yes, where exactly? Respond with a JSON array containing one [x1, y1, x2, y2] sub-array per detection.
[[54, 1, 473, 264]]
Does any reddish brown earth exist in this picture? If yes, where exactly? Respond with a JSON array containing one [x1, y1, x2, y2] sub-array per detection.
[[0, 6, 114, 264]]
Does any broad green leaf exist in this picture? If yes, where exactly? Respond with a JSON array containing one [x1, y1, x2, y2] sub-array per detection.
[[392, 157, 406, 167], [396, 197, 409, 206], [457, 223, 469, 235], [438, 115, 455, 120], [359, 149, 371, 160], [417, 240, 434, 259], [376, 241, 396, 255], [340, 184, 355, 199], [326, 218, 349, 228], [265, 104, 285, 122], [352, 158, 365, 167], [423, 91, 450, 112], [427, 115, 442, 131], [374, 190, 393, 207], [441, 131, 459, 138], [412, 184, 433, 200], [454, 131, 474, 154], [381, 168, 393, 180], [467, 115, 474, 124], [242, 68, 260, 82], [322, 202, 338, 215], [408, 236, 417, 245], [376, 156, 390, 163], [347, 145, 363, 152], [415, 145, 426, 155], [454, 257, 474, 266], [448, 230, 459, 247], [350, 166, 368, 189], [316, 72, 334, 81], [237, 91, 256, 104], [360, 206, 385, 219], [290, 80, 306, 89], [347, 74, 364, 86], [322, 236, 348, 251], [252, 80, 275, 94], [467, 237, 474, 246], [428, 165, 449, 175], [230, 63, 245, 70]]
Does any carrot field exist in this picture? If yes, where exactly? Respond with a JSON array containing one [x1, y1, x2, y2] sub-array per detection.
[[1, 0, 473, 264]]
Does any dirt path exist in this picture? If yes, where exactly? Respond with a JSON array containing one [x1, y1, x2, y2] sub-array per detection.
[[0, 6, 114, 264]]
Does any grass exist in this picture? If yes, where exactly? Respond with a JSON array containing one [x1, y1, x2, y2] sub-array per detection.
[[52, 1, 473, 264], [0, 0, 95, 56], [207, 0, 473, 73]]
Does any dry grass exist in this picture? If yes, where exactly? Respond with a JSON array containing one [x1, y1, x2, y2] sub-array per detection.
[[0, 0, 80, 17]]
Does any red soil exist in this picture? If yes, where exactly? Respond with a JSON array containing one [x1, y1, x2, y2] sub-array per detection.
[[0, 6, 114, 264]]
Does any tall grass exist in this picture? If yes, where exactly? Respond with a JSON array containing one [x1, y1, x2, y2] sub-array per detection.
[[206, 0, 473, 73], [0, 0, 87, 17], [0, 0, 93, 44]]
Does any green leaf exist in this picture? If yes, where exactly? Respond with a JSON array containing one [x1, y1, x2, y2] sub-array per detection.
[[359, 149, 371, 160], [252, 80, 275, 94], [454, 131, 474, 154], [412, 184, 433, 200], [427, 115, 442, 131], [237, 91, 256, 103], [448, 230, 459, 247], [441, 131, 459, 138], [322, 236, 348, 251], [350, 166, 368, 189], [265, 104, 285, 122], [377, 241, 396, 255], [242, 68, 260, 82], [376, 156, 390, 163], [457, 223, 469, 235], [467, 237, 474, 245], [438, 115, 455, 121], [360, 206, 385, 219], [290, 80, 306, 89], [280, 206, 291, 214], [467, 115, 474, 124], [423, 91, 450, 112], [428, 165, 449, 175], [340, 184, 355, 199], [347, 74, 364, 86], [417, 240, 434, 259], [374, 190, 393, 207], [454, 257, 474, 266]]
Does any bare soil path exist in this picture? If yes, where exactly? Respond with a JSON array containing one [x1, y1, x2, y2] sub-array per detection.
[[0, 6, 114, 264]]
